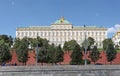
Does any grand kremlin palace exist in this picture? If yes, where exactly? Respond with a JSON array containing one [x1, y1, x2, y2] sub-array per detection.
[[16, 17, 107, 48]]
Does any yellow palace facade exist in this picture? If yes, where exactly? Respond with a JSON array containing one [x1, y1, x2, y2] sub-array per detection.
[[112, 31, 120, 46], [16, 17, 107, 48]]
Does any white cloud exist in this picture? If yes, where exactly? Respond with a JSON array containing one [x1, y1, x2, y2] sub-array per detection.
[[107, 24, 120, 33], [107, 27, 116, 33], [107, 24, 120, 38], [115, 24, 120, 30]]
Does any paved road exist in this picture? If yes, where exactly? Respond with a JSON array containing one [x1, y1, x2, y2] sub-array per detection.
[[0, 65, 120, 76]]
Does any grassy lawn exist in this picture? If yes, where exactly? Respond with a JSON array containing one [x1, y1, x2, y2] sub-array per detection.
[[98, 48, 103, 52], [98, 48, 120, 53], [116, 50, 120, 52]]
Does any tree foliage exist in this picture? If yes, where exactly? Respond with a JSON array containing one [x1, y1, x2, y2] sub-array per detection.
[[0, 35, 12, 64], [82, 37, 95, 51], [16, 37, 29, 65], [63, 41, 70, 51], [55, 45, 64, 63], [28, 37, 49, 49], [102, 38, 114, 51], [88, 37, 95, 47], [106, 44, 117, 64], [37, 47, 47, 65], [70, 44, 83, 65], [13, 38, 21, 49], [46, 44, 64, 64], [0, 43, 12, 64], [89, 46, 100, 64], [33, 37, 49, 64], [63, 40, 78, 52], [0, 35, 13, 47], [47, 44, 57, 64]]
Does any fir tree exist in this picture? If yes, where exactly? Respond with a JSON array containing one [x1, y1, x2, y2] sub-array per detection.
[[70, 44, 83, 65], [106, 44, 117, 64], [89, 46, 100, 64]]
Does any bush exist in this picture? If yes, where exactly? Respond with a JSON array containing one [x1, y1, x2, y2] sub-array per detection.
[[70, 59, 91, 65], [70, 60, 82, 65], [81, 59, 91, 65]]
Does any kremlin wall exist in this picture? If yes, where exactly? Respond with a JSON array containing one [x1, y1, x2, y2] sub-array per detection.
[[7, 50, 120, 66]]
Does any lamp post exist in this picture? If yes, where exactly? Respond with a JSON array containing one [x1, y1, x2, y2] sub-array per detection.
[[27, 38, 40, 66], [35, 44, 38, 66], [83, 25, 88, 65], [35, 44, 40, 66]]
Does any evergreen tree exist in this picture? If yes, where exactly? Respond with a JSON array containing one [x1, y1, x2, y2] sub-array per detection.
[[70, 44, 83, 65], [0, 43, 12, 64], [0, 35, 13, 48], [106, 44, 117, 64], [82, 37, 95, 51], [35, 38, 49, 65], [16, 38, 29, 65], [55, 45, 64, 64], [37, 47, 47, 65], [47, 44, 64, 65], [47, 44, 56, 64], [89, 46, 100, 64], [13, 38, 21, 49], [102, 38, 113, 51], [63, 41, 70, 52], [0, 35, 12, 64], [63, 40, 79, 53], [88, 37, 95, 47]]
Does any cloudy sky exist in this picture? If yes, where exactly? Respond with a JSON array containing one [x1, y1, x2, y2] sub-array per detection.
[[0, 0, 120, 38]]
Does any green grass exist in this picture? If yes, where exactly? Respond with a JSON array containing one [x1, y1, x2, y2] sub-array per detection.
[[98, 48, 103, 52], [116, 50, 120, 52], [97, 48, 120, 53]]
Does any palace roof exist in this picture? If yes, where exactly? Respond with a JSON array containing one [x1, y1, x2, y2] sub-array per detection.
[[54, 17, 71, 24]]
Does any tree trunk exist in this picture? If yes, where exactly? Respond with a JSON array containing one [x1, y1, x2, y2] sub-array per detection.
[[22, 62, 24, 66], [110, 61, 112, 65], [25, 62, 26, 65], [41, 62, 43, 66]]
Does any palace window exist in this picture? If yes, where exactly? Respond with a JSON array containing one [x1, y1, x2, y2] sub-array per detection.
[[41, 32, 43, 36], [56, 32, 58, 36], [29, 32, 31, 36], [103, 32, 106, 35], [56, 38, 58, 41], [68, 32, 70, 36], [25, 32, 28, 36], [99, 32, 101, 35], [80, 32, 82, 35], [92, 32, 94, 35], [17, 32, 20, 36], [44, 32, 46, 36], [53, 32, 54, 36], [72, 32, 74, 36], [64, 32, 66, 36], [88, 32, 90, 35], [21, 32, 24, 36], [76, 32, 78, 36], [60, 32, 62, 36], [96, 32, 97, 35], [37, 32, 39, 36], [48, 32, 50, 36]]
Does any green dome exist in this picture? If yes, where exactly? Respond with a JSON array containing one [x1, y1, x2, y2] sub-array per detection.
[[54, 17, 71, 24]]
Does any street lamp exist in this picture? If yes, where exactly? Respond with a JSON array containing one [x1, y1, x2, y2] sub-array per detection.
[[35, 44, 40, 66], [27, 38, 40, 66], [83, 25, 88, 65]]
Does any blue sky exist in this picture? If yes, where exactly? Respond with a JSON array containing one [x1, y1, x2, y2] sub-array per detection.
[[0, 0, 120, 38]]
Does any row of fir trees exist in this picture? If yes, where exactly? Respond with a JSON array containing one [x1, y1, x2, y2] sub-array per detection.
[[0, 35, 117, 65]]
